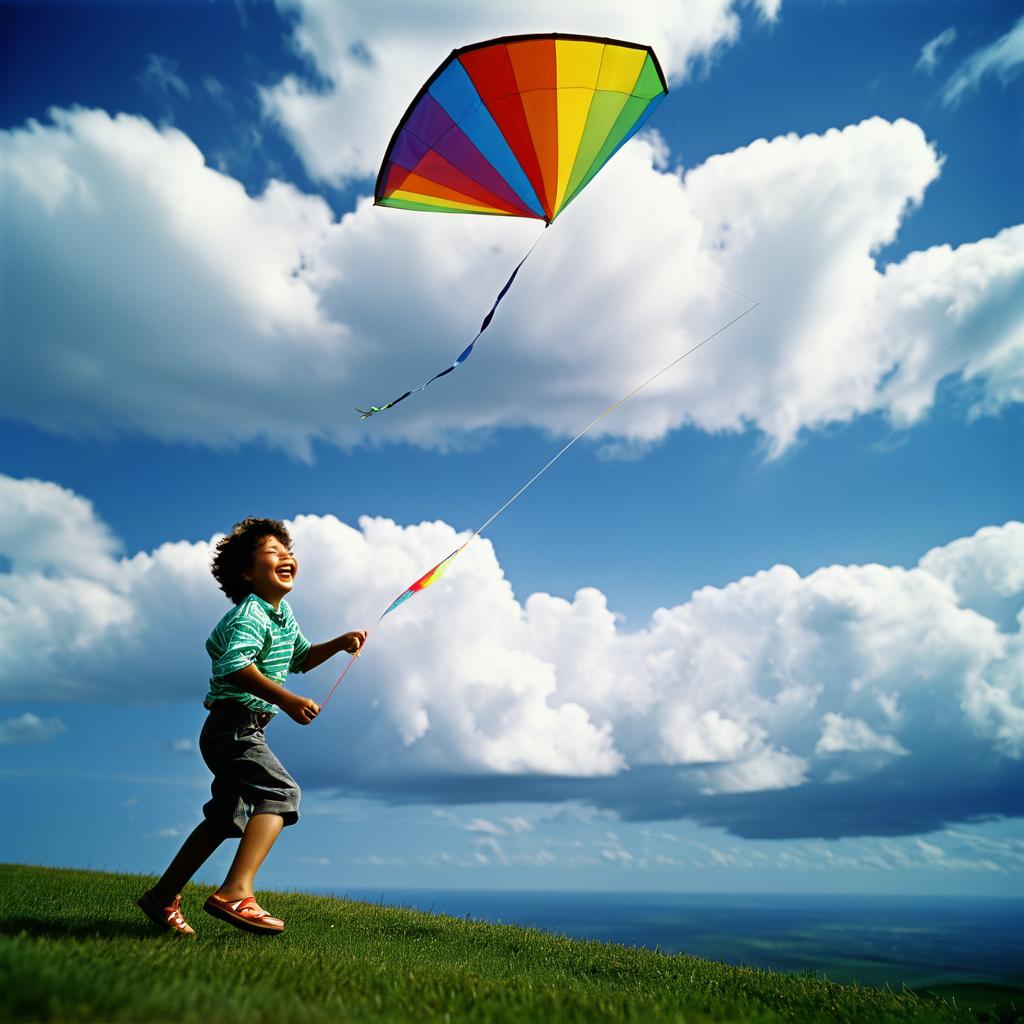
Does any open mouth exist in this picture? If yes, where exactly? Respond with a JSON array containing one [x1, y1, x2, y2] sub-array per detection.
[[276, 566, 294, 581]]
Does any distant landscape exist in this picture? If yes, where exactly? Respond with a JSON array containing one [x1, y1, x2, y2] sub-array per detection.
[[337, 888, 1024, 992]]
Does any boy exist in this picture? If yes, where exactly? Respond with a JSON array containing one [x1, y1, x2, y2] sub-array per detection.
[[137, 517, 365, 936]]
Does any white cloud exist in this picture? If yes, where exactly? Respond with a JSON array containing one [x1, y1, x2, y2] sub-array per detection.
[[472, 835, 510, 865], [942, 14, 1024, 106], [941, 829, 1024, 865], [0, 475, 122, 582], [1, 107, 341, 457], [919, 522, 1024, 623], [465, 818, 505, 836], [873, 226, 1024, 428], [4, 106, 1021, 458], [263, 0, 773, 185], [2, 472, 1022, 837], [502, 816, 533, 833], [150, 826, 184, 839], [642, 828, 681, 843], [775, 835, 1013, 875], [915, 27, 956, 76], [919, 524, 1024, 756], [0, 712, 68, 746], [815, 713, 908, 756]]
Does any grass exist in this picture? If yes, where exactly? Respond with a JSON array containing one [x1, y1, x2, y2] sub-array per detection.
[[0, 864, 1016, 1024]]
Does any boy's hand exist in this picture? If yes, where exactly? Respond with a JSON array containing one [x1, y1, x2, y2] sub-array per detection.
[[283, 694, 320, 725], [344, 630, 368, 655], [297, 631, 368, 674]]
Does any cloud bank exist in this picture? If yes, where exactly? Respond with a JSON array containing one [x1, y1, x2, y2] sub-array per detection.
[[2, 474, 1021, 839], [3, 104, 1022, 458]]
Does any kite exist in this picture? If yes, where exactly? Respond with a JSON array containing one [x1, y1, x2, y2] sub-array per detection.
[[356, 33, 669, 419]]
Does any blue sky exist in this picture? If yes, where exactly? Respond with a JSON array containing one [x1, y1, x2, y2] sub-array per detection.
[[1, 0, 1022, 898]]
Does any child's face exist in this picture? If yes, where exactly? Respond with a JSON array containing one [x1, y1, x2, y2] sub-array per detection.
[[244, 535, 298, 606]]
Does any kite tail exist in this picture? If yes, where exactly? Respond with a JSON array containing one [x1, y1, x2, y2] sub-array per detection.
[[356, 227, 547, 419]]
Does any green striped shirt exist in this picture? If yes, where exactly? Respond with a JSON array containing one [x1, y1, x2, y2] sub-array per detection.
[[204, 594, 311, 715]]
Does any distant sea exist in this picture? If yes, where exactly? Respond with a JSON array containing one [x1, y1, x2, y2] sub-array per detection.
[[326, 889, 1023, 993]]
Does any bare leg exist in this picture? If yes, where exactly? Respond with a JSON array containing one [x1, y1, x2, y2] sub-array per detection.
[[215, 812, 284, 900], [149, 819, 227, 902]]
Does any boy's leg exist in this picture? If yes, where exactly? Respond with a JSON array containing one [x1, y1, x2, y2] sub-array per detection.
[[215, 812, 284, 900], [149, 819, 228, 903]]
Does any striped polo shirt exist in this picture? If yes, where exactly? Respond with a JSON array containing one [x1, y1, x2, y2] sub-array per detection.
[[204, 593, 312, 715]]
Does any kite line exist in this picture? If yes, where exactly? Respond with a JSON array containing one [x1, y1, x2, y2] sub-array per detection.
[[320, 289, 760, 709]]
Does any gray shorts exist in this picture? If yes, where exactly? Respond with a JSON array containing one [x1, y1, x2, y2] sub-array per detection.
[[199, 700, 300, 838]]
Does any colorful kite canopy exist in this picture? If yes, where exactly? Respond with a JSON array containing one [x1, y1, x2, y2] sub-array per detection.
[[374, 33, 668, 223]]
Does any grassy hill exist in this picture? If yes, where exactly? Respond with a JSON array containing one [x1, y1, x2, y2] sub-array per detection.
[[0, 864, 1013, 1023]]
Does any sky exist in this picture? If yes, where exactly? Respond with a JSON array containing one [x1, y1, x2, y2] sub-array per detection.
[[1, 0, 1022, 899]]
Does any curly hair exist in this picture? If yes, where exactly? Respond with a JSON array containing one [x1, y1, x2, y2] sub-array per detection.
[[211, 517, 293, 604]]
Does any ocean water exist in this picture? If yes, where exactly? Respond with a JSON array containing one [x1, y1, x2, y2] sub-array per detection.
[[330, 888, 1023, 992]]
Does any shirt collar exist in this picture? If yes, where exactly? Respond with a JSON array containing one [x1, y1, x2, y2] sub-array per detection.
[[249, 593, 286, 623]]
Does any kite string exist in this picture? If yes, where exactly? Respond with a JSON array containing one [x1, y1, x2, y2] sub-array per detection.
[[319, 620, 380, 708], [321, 291, 760, 710], [474, 296, 760, 539]]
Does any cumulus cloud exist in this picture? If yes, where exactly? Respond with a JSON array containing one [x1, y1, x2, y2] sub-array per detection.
[[919, 522, 1024, 629], [0, 107, 342, 456], [873, 227, 1024, 428], [263, 0, 776, 186], [2, 473, 1022, 838], [915, 27, 956, 76], [0, 475, 122, 581], [3, 105, 1022, 457], [815, 713, 908, 757], [0, 712, 68, 746], [942, 14, 1024, 106]]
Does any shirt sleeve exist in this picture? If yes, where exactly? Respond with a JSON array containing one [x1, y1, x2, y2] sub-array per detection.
[[289, 627, 312, 674], [210, 617, 267, 679]]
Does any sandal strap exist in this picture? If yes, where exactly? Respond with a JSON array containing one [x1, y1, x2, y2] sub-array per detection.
[[237, 897, 270, 919], [217, 895, 267, 918], [140, 890, 194, 934]]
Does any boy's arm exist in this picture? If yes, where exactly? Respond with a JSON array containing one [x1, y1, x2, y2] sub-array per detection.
[[225, 664, 319, 724], [300, 631, 366, 673]]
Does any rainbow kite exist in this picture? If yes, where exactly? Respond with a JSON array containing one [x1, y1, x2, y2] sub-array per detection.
[[357, 33, 668, 419]]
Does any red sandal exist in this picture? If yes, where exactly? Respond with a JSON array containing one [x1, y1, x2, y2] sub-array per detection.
[[203, 892, 284, 934], [137, 890, 195, 936]]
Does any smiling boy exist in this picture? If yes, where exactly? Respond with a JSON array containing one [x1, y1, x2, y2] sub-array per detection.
[[137, 517, 365, 937]]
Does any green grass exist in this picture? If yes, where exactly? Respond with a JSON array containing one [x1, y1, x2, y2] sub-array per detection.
[[0, 864, 1014, 1024]]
